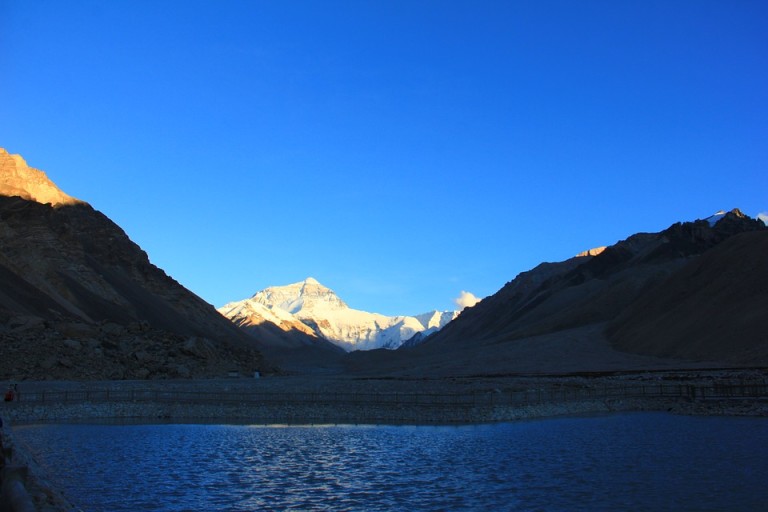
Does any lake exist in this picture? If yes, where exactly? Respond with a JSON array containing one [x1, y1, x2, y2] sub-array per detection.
[[14, 413, 768, 511]]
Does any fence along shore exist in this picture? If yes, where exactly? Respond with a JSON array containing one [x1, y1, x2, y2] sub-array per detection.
[[3, 378, 767, 425]]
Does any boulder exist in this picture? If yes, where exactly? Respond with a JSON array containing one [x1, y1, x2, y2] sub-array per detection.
[[181, 337, 218, 360], [127, 321, 151, 333], [7, 316, 46, 332], [99, 322, 127, 337], [62, 339, 82, 351], [56, 322, 99, 339]]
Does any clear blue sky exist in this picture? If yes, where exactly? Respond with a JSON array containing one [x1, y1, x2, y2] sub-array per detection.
[[1, 1, 766, 315]]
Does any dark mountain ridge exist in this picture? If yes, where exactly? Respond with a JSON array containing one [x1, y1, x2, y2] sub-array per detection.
[[3, 146, 764, 379], [0, 148, 291, 379], [425, 209, 765, 347], [350, 209, 767, 376], [0, 194, 274, 380], [607, 229, 768, 363]]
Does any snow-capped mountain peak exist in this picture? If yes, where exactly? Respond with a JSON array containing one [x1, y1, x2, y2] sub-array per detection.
[[413, 310, 459, 330], [219, 278, 461, 352], [249, 277, 348, 315]]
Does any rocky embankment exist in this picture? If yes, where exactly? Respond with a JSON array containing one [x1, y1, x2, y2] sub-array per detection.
[[4, 370, 768, 425], [1, 418, 77, 512], [0, 317, 263, 381]]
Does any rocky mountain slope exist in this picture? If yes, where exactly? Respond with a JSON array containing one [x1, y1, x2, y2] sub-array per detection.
[[347, 210, 767, 376], [217, 294, 348, 374], [0, 147, 277, 380], [219, 278, 459, 351], [607, 229, 768, 363]]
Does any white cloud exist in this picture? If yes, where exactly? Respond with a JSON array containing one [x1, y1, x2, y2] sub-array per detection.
[[758, 212, 768, 226], [454, 290, 481, 310]]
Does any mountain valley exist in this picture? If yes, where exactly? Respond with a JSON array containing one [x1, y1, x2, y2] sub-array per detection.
[[1, 146, 767, 380]]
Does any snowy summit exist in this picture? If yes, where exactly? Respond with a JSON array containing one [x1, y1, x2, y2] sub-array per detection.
[[219, 278, 459, 352]]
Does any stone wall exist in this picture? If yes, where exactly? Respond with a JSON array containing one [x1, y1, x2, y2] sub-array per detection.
[[3, 397, 674, 427]]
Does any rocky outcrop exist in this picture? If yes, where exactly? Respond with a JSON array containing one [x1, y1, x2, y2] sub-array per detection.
[[0, 318, 261, 380], [576, 246, 607, 257], [0, 149, 80, 206]]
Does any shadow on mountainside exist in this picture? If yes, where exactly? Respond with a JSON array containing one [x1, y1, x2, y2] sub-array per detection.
[[0, 195, 274, 380], [3, 184, 765, 380], [607, 231, 768, 364], [341, 210, 768, 377]]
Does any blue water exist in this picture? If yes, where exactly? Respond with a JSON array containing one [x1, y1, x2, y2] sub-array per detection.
[[14, 413, 768, 511]]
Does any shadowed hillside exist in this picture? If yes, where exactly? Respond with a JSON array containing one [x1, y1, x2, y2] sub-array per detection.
[[3, 146, 765, 379], [0, 148, 281, 379], [607, 230, 768, 363], [345, 210, 767, 376]]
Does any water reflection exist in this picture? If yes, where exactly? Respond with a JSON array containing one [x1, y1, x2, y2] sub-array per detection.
[[15, 413, 768, 511]]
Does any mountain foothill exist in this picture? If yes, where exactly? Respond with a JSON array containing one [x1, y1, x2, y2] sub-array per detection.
[[1, 146, 766, 380]]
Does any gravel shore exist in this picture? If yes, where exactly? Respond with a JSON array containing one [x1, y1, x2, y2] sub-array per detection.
[[5, 371, 768, 424]]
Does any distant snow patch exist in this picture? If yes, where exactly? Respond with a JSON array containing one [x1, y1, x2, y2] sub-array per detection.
[[454, 291, 481, 310], [758, 212, 768, 226], [705, 210, 727, 226]]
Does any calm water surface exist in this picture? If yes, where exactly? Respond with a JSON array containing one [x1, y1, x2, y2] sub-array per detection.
[[14, 413, 768, 511]]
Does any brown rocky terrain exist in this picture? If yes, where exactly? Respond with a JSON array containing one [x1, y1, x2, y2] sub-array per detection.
[[607, 230, 768, 363], [221, 296, 347, 374], [346, 210, 768, 377], [3, 146, 765, 381], [230, 315, 347, 376], [1, 319, 262, 380], [0, 148, 278, 380]]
